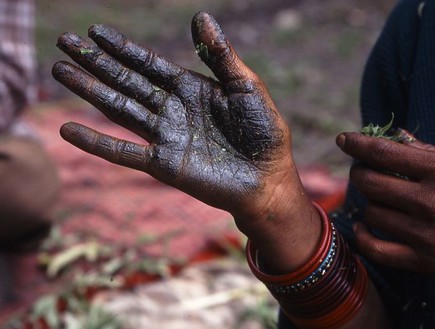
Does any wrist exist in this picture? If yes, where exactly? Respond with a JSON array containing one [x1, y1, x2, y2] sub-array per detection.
[[232, 159, 308, 226], [233, 172, 322, 273], [246, 206, 369, 329]]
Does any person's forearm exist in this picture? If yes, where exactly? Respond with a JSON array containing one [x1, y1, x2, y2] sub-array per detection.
[[51, 11, 393, 327], [236, 168, 390, 328], [232, 157, 323, 274], [342, 281, 391, 329]]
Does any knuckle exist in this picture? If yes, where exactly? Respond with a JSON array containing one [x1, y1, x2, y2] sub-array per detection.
[[368, 140, 397, 166], [411, 186, 435, 217], [365, 242, 386, 262], [111, 93, 128, 113], [349, 165, 376, 189], [95, 134, 114, 155], [114, 66, 132, 86], [226, 78, 257, 94], [354, 229, 386, 262], [143, 51, 154, 68]]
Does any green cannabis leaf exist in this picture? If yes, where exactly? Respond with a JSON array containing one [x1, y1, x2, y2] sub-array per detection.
[[360, 113, 419, 144], [80, 48, 94, 54], [195, 42, 209, 60], [360, 112, 412, 180], [360, 113, 399, 140]]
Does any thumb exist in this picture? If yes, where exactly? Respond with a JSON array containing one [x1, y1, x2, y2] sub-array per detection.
[[191, 12, 257, 85]]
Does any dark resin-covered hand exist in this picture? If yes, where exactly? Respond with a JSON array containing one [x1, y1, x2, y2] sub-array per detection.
[[52, 13, 394, 326], [52, 12, 307, 222], [53, 13, 324, 274]]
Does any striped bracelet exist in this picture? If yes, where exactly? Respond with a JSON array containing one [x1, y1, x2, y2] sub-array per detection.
[[246, 202, 368, 329]]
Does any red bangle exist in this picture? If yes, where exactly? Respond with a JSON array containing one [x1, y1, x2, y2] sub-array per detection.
[[246, 202, 369, 329], [281, 238, 368, 328], [246, 202, 332, 285], [295, 258, 367, 328]]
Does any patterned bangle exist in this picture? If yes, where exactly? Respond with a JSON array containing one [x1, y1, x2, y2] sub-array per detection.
[[264, 223, 336, 294], [246, 202, 333, 285], [245, 202, 368, 329]]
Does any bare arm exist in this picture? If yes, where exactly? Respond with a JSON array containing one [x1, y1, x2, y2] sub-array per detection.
[[53, 12, 389, 328]]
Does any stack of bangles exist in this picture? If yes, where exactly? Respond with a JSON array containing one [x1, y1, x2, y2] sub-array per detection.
[[246, 202, 368, 329]]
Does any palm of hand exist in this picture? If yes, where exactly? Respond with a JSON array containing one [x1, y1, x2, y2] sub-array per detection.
[[53, 12, 290, 212], [149, 81, 283, 210]]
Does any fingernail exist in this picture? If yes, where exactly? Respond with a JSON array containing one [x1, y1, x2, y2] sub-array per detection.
[[191, 11, 225, 47], [89, 25, 121, 44], [336, 134, 346, 149], [57, 32, 79, 49], [88, 24, 104, 37]]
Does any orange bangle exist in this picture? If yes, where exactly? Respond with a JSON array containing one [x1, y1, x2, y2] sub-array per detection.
[[246, 202, 333, 285], [246, 202, 368, 329]]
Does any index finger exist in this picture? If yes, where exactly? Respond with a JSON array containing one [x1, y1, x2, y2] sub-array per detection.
[[336, 132, 434, 180], [88, 24, 188, 93]]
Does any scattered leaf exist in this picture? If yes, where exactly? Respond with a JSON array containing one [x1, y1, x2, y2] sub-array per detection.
[[195, 42, 209, 60], [46, 241, 104, 278], [80, 48, 94, 54]]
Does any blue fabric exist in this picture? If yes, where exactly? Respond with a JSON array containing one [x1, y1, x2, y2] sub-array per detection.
[[278, 0, 435, 327]]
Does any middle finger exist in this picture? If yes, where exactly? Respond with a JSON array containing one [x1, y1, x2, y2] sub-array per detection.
[[364, 201, 425, 244], [350, 164, 423, 214]]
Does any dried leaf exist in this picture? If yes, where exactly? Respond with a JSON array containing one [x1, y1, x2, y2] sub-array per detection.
[[46, 241, 103, 277]]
